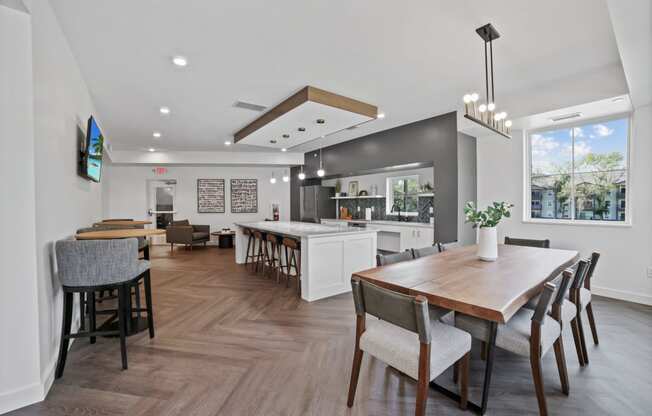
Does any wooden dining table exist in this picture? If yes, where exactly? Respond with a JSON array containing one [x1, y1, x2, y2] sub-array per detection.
[[352, 243, 579, 414], [75, 229, 166, 260]]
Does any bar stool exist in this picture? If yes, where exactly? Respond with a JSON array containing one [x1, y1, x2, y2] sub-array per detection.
[[282, 237, 301, 296], [264, 233, 283, 282], [242, 228, 257, 270], [54, 238, 154, 378], [252, 230, 266, 274]]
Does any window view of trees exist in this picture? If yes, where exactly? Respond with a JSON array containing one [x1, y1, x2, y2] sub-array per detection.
[[387, 175, 419, 215], [529, 118, 628, 222]]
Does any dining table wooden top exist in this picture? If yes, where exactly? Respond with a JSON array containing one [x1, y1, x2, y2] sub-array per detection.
[[98, 220, 152, 226], [352, 244, 579, 324], [75, 228, 166, 240]]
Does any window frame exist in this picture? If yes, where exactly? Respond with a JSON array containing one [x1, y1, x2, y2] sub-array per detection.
[[523, 112, 632, 227], [386, 175, 420, 217]]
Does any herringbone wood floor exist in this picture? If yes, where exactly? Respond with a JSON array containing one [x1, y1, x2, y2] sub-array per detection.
[[10, 246, 652, 415]]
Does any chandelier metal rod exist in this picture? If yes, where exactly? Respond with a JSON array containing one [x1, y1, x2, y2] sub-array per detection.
[[484, 41, 489, 105], [490, 39, 495, 103]]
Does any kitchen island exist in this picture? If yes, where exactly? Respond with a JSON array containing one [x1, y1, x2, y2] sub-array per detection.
[[235, 221, 377, 301]]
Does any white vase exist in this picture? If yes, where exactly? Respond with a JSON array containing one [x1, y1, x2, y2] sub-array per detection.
[[476, 226, 498, 261]]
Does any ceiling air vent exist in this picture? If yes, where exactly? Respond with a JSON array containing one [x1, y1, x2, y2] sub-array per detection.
[[550, 112, 582, 122], [233, 101, 267, 112]]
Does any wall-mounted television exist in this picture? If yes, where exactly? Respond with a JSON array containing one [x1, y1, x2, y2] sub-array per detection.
[[82, 116, 104, 182]]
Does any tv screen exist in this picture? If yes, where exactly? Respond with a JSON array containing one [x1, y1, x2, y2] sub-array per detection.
[[84, 116, 104, 182]]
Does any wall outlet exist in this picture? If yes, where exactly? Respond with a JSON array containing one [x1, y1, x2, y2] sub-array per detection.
[[647, 266, 652, 278]]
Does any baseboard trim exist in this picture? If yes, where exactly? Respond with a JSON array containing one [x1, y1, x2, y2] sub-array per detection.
[[592, 285, 652, 306]]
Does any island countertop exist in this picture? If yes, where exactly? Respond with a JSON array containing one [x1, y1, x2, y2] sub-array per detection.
[[234, 221, 378, 239]]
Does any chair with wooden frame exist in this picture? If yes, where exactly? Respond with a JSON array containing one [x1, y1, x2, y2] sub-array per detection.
[[347, 278, 471, 416], [242, 228, 257, 271], [282, 237, 301, 296], [263, 233, 282, 282], [456, 277, 571, 416], [504, 236, 551, 249], [569, 252, 600, 365], [376, 250, 415, 266], [251, 230, 266, 274]]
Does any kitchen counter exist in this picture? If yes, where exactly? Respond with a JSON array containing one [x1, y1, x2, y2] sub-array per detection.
[[233, 221, 379, 238], [320, 219, 433, 229], [234, 221, 377, 302]]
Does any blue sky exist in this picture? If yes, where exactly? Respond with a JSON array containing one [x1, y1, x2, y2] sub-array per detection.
[[531, 118, 628, 175]]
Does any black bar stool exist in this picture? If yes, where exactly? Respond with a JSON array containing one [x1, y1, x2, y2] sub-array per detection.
[[282, 237, 301, 296], [264, 233, 283, 282]]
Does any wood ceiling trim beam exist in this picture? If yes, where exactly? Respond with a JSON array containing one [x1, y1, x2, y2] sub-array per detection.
[[233, 86, 378, 143]]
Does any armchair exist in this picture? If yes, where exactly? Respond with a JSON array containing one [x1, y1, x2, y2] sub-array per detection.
[[166, 220, 210, 251]]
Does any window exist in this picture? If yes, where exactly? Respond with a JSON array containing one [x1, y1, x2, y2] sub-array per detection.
[[386, 175, 419, 216], [527, 116, 629, 223]]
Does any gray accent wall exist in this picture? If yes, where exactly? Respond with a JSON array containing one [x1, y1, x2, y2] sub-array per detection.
[[295, 111, 460, 243], [457, 132, 477, 246]]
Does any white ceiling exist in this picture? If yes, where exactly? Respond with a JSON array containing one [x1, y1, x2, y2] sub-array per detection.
[[51, 0, 628, 154]]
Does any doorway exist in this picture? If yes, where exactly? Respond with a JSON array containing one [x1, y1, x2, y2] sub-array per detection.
[[147, 179, 177, 244]]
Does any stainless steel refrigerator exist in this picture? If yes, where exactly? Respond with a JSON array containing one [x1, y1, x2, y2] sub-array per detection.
[[300, 186, 336, 223]]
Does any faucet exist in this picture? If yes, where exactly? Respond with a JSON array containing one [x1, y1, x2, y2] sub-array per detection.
[[390, 202, 404, 222]]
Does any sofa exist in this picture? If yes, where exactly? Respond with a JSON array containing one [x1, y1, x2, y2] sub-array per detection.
[[166, 220, 210, 250]]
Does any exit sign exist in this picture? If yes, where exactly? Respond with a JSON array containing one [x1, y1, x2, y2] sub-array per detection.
[[152, 167, 168, 175]]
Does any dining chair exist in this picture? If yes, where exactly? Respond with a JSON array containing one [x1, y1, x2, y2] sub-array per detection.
[[437, 241, 460, 252], [568, 253, 600, 365], [347, 278, 471, 416], [504, 236, 551, 249], [455, 278, 571, 416], [412, 245, 439, 258], [376, 250, 414, 266]]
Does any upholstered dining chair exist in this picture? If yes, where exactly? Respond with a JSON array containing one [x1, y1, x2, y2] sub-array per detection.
[[455, 277, 572, 416], [55, 238, 154, 378], [347, 278, 471, 416], [437, 241, 460, 252], [376, 250, 414, 266], [568, 253, 600, 365], [412, 245, 440, 258], [504, 236, 551, 249]]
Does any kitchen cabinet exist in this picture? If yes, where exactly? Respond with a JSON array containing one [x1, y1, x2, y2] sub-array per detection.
[[320, 219, 434, 252]]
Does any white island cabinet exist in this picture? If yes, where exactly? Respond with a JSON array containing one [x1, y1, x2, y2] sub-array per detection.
[[234, 222, 377, 302]]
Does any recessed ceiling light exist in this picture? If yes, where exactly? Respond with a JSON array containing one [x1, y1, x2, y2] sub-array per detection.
[[224, 141, 232, 146], [297, 127, 306, 132], [159, 106, 170, 115], [172, 56, 187, 67], [153, 132, 162, 138], [270, 139, 277, 144], [281, 148, 287, 152], [148, 148, 156, 152], [282, 134, 290, 138], [377, 112, 385, 119], [316, 118, 325, 124]]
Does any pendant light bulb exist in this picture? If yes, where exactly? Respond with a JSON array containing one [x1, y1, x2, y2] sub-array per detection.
[[479, 104, 487, 113], [463, 94, 472, 104], [317, 168, 325, 177], [505, 120, 513, 128], [270, 172, 276, 184], [487, 102, 496, 111], [470, 93, 479, 102], [282, 170, 289, 182]]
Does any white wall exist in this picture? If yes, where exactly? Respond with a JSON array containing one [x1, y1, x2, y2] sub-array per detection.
[[104, 165, 291, 234], [30, 0, 105, 400], [0, 4, 41, 413], [322, 167, 434, 196], [477, 105, 652, 305]]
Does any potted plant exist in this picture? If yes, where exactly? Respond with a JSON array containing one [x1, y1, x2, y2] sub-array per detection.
[[464, 201, 513, 261], [335, 179, 342, 197]]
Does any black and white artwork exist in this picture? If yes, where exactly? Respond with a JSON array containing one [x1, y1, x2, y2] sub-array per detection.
[[197, 179, 225, 213], [230, 179, 258, 213]]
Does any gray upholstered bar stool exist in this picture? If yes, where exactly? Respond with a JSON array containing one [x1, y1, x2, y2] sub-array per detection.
[[282, 237, 301, 296], [54, 238, 154, 378]]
